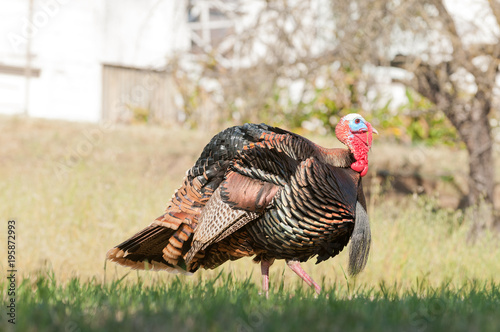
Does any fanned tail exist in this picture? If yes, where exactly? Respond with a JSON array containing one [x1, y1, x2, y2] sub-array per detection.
[[106, 218, 195, 274]]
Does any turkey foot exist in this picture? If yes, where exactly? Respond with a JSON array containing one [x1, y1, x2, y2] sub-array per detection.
[[286, 260, 321, 294]]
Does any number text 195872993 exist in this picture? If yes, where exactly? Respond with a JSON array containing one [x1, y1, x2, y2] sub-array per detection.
[[7, 220, 16, 325]]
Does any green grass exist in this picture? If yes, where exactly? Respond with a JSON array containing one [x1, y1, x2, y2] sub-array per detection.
[[2, 272, 500, 332], [1, 115, 500, 331]]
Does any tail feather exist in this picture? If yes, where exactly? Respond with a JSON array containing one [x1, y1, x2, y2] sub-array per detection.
[[106, 224, 193, 274], [348, 201, 371, 276], [116, 225, 167, 253]]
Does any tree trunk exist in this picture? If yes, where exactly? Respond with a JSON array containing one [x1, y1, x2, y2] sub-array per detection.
[[454, 101, 495, 239], [456, 101, 495, 208], [465, 132, 494, 208]]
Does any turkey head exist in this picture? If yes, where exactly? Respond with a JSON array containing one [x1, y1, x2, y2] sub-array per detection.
[[335, 114, 378, 177]]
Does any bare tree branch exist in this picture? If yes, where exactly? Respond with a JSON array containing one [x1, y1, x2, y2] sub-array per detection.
[[488, 0, 500, 28]]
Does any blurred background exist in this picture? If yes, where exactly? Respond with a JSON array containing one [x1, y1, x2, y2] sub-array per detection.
[[1, 0, 500, 283]]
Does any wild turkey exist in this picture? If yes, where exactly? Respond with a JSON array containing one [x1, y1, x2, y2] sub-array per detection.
[[107, 113, 377, 295]]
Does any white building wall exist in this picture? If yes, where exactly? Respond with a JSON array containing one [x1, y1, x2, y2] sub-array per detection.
[[102, 0, 189, 67], [0, 0, 189, 122], [0, 0, 30, 115]]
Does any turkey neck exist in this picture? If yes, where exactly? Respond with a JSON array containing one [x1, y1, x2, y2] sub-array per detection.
[[314, 146, 356, 168]]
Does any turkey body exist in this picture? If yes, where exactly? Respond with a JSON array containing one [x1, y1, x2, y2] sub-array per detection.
[[107, 123, 369, 292]]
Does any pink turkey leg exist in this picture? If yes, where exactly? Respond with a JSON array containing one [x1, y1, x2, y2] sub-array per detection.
[[286, 260, 321, 294], [261, 259, 274, 298]]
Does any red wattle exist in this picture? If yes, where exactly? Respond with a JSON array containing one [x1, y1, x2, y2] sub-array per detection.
[[350, 160, 368, 177], [350, 160, 364, 172]]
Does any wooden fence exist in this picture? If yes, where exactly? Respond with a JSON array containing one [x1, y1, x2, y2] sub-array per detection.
[[101, 64, 179, 124]]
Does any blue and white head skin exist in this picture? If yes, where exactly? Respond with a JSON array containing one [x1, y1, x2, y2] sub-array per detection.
[[335, 113, 378, 177]]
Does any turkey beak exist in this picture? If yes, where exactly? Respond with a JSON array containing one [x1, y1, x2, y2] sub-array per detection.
[[372, 128, 379, 135]]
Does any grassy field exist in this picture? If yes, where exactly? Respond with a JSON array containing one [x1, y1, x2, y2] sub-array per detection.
[[1, 115, 500, 331], [3, 273, 500, 332]]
